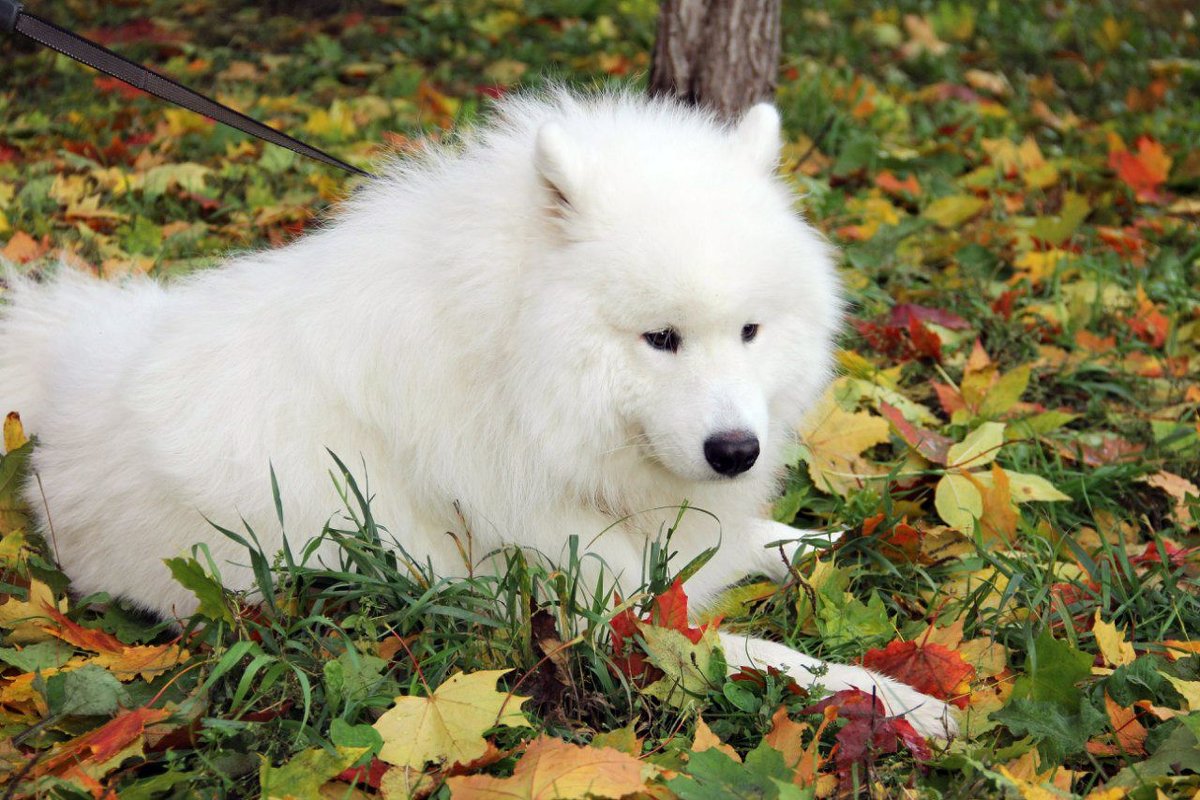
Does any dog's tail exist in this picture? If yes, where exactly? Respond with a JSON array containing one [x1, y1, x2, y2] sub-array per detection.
[[0, 266, 127, 435]]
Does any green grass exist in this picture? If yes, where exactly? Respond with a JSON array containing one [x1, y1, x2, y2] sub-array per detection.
[[1, 0, 1199, 797]]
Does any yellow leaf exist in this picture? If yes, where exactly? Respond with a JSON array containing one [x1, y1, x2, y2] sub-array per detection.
[[1093, 612, 1136, 667], [3, 412, 28, 453], [445, 735, 652, 800], [0, 579, 68, 643], [1163, 674, 1200, 711], [923, 195, 986, 228], [373, 670, 530, 769], [973, 470, 1071, 503], [947, 422, 1006, 469], [964, 69, 1010, 96], [935, 472, 983, 532], [798, 393, 889, 495]]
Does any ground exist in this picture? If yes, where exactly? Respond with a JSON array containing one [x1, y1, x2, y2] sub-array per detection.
[[0, 1, 1198, 798]]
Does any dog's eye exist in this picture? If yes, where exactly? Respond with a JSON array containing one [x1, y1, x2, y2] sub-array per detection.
[[741, 323, 759, 343], [643, 328, 682, 353]]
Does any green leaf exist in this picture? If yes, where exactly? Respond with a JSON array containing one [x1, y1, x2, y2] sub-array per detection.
[[1005, 411, 1078, 438], [990, 696, 1104, 764], [817, 590, 891, 649], [165, 557, 234, 623], [923, 194, 986, 228], [978, 365, 1030, 418], [935, 472, 982, 531], [668, 742, 797, 800], [330, 718, 383, 752], [259, 746, 367, 800], [946, 422, 1006, 468], [48, 664, 131, 717], [641, 626, 725, 708], [0, 640, 73, 672], [1029, 191, 1090, 244], [1011, 630, 1093, 710], [722, 681, 762, 714], [323, 650, 387, 706]]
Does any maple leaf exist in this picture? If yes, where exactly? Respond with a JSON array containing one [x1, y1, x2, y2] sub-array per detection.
[[799, 689, 931, 782], [1108, 136, 1172, 202], [862, 639, 975, 709], [797, 396, 889, 495], [610, 579, 714, 683], [373, 669, 531, 769], [37, 607, 189, 680], [445, 735, 652, 800]]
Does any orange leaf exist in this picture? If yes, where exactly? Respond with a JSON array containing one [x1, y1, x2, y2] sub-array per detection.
[[39, 607, 126, 654], [444, 735, 650, 800], [862, 639, 975, 709], [1105, 693, 1147, 755], [91, 643, 190, 682], [34, 707, 171, 777], [1109, 136, 1172, 202], [0, 231, 50, 264], [874, 171, 921, 198]]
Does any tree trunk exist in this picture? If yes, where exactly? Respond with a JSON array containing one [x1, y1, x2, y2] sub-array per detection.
[[649, 0, 782, 121]]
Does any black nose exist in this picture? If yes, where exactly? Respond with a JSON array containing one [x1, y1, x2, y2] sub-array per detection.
[[703, 431, 760, 477]]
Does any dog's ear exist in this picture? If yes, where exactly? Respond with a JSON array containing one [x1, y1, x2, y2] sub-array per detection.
[[733, 103, 782, 172], [534, 122, 583, 219]]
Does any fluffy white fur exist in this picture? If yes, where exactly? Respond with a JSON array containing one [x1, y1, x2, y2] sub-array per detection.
[[0, 90, 954, 737]]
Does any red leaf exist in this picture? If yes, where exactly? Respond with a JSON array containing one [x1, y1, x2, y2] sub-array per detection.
[[879, 403, 952, 464], [889, 303, 970, 331], [931, 381, 966, 416], [1130, 540, 1198, 568], [93, 76, 149, 101], [862, 640, 975, 708], [907, 318, 943, 361], [800, 689, 932, 780], [336, 757, 389, 789], [649, 578, 692, 637]]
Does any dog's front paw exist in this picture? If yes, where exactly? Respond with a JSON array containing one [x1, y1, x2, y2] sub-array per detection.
[[875, 680, 958, 740]]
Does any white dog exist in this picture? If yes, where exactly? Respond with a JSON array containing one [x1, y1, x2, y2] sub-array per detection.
[[1, 90, 954, 737]]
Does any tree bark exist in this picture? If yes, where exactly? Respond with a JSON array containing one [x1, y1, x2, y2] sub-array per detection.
[[649, 0, 782, 121]]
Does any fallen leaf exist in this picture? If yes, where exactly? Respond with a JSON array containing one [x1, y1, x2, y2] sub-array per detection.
[[445, 735, 651, 800], [373, 670, 531, 769], [1093, 612, 1137, 668], [863, 638, 975, 708]]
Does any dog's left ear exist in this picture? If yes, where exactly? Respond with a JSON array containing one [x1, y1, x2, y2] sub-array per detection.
[[534, 122, 584, 220], [733, 103, 782, 172]]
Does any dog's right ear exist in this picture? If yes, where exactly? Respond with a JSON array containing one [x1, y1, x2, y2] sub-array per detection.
[[534, 122, 583, 220]]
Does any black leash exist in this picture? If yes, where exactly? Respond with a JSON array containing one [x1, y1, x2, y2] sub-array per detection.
[[1, 1, 373, 178]]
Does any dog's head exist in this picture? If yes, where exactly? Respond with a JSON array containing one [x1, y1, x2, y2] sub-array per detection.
[[519, 97, 842, 485]]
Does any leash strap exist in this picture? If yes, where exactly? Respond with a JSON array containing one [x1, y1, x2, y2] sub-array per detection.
[[2, 1, 372, 178]]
